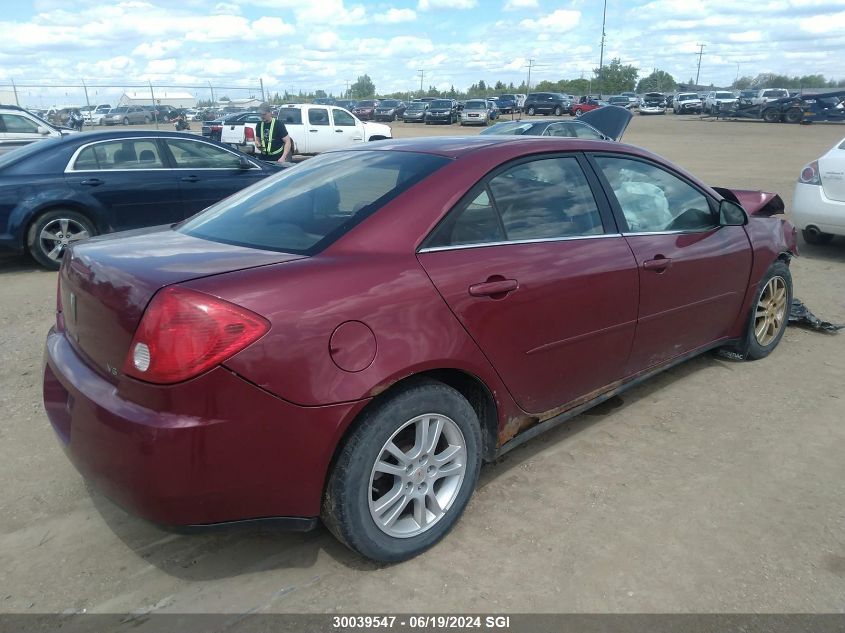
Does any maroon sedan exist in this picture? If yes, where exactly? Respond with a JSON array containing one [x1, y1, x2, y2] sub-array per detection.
[[352, 99, 379, 121], [43, 136, 797, 562]]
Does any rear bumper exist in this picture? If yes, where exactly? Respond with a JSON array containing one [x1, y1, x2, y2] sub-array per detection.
[[791, 182, 845, 235], [43, 328, 365, 527]]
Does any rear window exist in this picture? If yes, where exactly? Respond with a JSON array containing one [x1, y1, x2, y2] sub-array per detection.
[[277, 109, 303, 125], [715, 92, 735, 99], [178, 151, 450, 254]]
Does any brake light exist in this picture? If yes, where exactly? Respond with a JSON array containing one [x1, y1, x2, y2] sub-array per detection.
[[244, 127, 255, 141], [799, 161, 820, 186], [123, 287, 269, 384]]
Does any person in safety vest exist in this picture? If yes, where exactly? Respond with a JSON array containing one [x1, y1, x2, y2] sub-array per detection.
[[255, 102, 292, 163]]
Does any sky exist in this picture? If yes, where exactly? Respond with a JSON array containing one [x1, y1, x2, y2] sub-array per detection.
[[1, 0, 844, 107]]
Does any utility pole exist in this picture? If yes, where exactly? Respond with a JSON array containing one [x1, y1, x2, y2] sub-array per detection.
[[695, 43, 705, 86], [418, 69, 425, 95], [526, 58, 535, 93], [598, 0, 607, 96], [259, 78, 265, 103], [345, 80, 350, 98]]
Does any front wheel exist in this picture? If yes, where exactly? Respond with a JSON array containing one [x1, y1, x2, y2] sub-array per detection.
[[729, 261, 792, 360], [27, 210, 96, 270], [526, 106, 535, 116], [322, 380, 482, 562], [123, 117, 130, 125], [575, 108, 583, 117], [553, 106, 562, 116]]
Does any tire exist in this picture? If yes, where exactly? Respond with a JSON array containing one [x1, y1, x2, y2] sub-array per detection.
[[526, 106, 535, 116], [802, 228, 834, 245], [575, 108, 583, 117], [123, 117, 130, 125], [553, 106, 562, 116], [729, 261, 792, 360], [322, 380, 482, 562], [762, 108, 781, 123], [27, 209, 96, 270], [784, 108, 803, 124]]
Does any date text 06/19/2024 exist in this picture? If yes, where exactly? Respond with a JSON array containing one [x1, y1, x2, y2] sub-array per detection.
[[332, 615, 512, 629]]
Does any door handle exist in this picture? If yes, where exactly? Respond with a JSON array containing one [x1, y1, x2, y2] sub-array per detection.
[[643, 257, 673, 272], [80, 178, 103, 186], [469, 279, 519, 297], [181, 175, 200, 182], [335, 129, 344, 133], [309, 129, 318, 132]]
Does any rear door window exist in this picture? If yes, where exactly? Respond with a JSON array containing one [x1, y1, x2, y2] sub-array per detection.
[[72, 139, 165, 170], [278, 109, 303, 125], [426, 156, 604, 247]]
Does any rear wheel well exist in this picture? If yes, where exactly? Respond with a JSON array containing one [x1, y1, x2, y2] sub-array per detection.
[[367, 135, 389, 142], [325, 369, 499, 494]]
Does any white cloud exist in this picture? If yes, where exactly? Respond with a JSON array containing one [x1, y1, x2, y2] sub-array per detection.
[[728, 30, 763, 42], [519, 9, 581, 32], [418, 0, 476, 10], [144, 59, 177, 75], [308, 31, 341, 51], [799, 10, 845, 32], [252, 16, 296, 38], [504, 0, 537, 10], [374, 8, 417, 23], [132, 40, 183, 59]]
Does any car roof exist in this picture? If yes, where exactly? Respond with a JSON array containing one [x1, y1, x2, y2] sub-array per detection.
[[341, 135, 632, 159], [33, 129, 217, 148]]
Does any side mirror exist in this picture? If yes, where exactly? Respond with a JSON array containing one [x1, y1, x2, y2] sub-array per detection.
[[37, 126, 51, 135], [719, 199, 747, 226], [238, 156, 252, 170]]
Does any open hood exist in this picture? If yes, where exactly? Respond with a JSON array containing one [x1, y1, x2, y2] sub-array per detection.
[[713, 187, 785, 217], [579, 105, 632, 141]]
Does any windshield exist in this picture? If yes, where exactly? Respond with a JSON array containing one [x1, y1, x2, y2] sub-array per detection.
[[179, 151, 450, 254], [465, 100, 487, 109], [357, 101, 375, 107], [407, 103, 426, 110], [431, 100, 452, 108], [715, 92, 735, 99], [678, 94, 698, 101], [379, 100, 399, 107]]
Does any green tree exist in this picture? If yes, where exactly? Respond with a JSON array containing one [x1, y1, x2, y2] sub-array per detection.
[[594, 58, 638, 95], [350, 74, 375, 98], [478, 79, 487, 92], [314, 89, 327, 99], [636, 69, 677, 93]]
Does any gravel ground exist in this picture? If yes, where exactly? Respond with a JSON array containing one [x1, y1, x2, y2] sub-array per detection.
[[0, 114, 844, 617]]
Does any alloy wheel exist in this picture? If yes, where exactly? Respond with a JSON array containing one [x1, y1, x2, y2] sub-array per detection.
[[38, 218, 91, 262], [368, 413, 467, 538], [754, 276, 787, 346]]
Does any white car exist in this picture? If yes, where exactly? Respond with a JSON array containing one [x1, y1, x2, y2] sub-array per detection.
[[0, 105, 73, 155], [704, 91, 737, 114], [792, 136, 845, 244], [84, 104, 112, 125], [752, 88, 790, 106]]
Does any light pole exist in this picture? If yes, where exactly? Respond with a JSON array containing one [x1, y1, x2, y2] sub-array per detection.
[[598, 0, 607, 96]]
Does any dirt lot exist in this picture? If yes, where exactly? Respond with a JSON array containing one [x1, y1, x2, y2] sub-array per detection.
[[1, 114, 844, 616]]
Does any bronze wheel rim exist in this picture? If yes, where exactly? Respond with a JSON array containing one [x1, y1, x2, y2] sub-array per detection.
[[754, 276, 787, 346]]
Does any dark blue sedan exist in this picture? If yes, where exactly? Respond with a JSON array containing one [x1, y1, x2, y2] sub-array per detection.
[[0, 130, 282, 268]]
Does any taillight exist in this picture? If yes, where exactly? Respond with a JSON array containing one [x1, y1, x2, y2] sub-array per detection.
[[244, 126, 255, 141], [799, 161, 820, 186], [123, 287, 269, 384]]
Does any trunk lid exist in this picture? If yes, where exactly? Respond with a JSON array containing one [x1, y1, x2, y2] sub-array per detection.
[[579, 105, 632, 141], [60, 227, 304, 383], [819, 146, 845, 202]]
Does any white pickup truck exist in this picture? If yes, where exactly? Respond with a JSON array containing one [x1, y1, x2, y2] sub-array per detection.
[[221, 104, 392, 156]]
